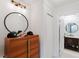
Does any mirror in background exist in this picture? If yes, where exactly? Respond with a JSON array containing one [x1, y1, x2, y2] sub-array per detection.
[[4, 12, 29, 33], [65, 23, 78, 36]]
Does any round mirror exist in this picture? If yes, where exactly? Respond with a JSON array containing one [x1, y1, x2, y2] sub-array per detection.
[[66, 23, 78, 33], [4, 12, 29, 32]]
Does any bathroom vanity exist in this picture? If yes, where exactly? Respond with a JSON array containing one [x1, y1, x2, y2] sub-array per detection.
[[64, 36, 79, 52]]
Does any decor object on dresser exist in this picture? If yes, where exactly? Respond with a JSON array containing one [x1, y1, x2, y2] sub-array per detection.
[[4, 12, 29, 33], [4, 35, 40, 58], [27, 31, 33, 35], [7, 31, 17, 38]]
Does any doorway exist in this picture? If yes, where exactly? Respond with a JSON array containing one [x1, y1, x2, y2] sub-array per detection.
[[60, 14, 79, 58]]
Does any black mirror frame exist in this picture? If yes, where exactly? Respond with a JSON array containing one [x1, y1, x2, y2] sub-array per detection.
[[4, 12, 29, 32]]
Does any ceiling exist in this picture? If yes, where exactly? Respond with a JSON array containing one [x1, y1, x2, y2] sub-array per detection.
[[49, 0, 79, 8], [15, 0, 79, 8], [16, 0, 32, 4]]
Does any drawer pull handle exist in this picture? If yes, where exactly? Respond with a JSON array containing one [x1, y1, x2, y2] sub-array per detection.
[[76, 46, 78, 48], [72, 45, 75, 48]]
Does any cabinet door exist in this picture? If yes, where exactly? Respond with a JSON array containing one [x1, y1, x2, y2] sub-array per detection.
[[72, 39, 78, 51], [64, 38, 73, 48], [5, 38, 28, 58], [64, 37, 79, 51], [28, 36, 40, 58]]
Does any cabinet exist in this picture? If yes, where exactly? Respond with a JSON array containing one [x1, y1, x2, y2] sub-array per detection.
[[64, 37, 79, 51], [4, 35, 40, 58]]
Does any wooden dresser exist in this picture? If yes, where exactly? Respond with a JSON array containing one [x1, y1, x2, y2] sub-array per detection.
[[4, 35, 40, 58], [64, 36, 79, 52]]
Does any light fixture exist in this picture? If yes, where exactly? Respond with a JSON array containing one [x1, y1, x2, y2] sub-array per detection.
[[11, 0, 31, 9]]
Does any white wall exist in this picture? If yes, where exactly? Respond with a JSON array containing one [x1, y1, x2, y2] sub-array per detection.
[[61, 14, 79, 38], [41, 0, 60, 57]]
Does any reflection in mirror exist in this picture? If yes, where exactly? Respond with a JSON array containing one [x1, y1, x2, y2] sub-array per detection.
[[4, 12, 29, 32], [66, 23, 78, 33]]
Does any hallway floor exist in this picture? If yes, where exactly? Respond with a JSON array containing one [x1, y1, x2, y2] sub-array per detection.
[[61, 49, 79, 58]]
